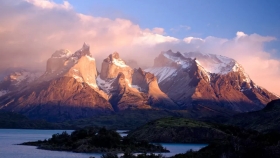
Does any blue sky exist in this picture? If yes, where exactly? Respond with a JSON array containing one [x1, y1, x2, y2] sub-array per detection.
[[55, 0, 280, 57]]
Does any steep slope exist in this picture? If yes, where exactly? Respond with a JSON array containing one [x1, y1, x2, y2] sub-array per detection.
[[97, 52, 177, 110], [145, 51, 278, 113], [132, 68, 178, 109], [0, 44, 113, 121]]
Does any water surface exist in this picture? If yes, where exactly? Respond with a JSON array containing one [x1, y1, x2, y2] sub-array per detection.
[[0, 129, 207, 158]]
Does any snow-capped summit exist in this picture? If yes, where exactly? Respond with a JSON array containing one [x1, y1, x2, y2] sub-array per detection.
[[146, 50, 278, 112], [183, 52, 242, 75]]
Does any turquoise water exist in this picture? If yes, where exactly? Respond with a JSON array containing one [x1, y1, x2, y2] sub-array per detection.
[[0, 129, 207, 158]]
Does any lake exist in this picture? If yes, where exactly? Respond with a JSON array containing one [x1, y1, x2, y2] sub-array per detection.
[[0, 129, 207, 158]]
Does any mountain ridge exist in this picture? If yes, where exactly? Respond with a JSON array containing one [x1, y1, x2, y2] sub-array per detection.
[[145, 50, 278, 113], [0, 44, 278, 121]]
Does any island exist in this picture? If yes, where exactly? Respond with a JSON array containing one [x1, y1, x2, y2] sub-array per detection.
[[20, 127, 169, 154]]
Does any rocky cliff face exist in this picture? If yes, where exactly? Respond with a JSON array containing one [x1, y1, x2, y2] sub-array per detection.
[[98, 53, 177, 110], [145, 51, 278, 113], [100, 52, 133, 84], [0, 44, 112, 121], [41, 43, 98, 88], [132, 68, 178, 110], [0, 46, 279, 121], [0, 77, 113, 121]]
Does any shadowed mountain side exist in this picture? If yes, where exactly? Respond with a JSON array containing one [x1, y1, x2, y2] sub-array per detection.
[[109, 72, 151, 111], [0, 77, 113, 122]]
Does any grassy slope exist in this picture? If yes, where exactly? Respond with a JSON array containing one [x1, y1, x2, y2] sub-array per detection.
[[127, 117, 238, 143]]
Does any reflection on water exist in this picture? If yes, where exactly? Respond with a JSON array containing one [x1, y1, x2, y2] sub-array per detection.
[[0, 129, 207, 158]]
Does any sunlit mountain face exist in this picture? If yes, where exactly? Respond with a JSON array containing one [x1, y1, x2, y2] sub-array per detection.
[[0, 43, 278, 121], [0, 0, 279, 97]]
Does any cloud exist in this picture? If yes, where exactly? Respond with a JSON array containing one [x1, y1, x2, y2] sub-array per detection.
[[181, 31, 280, 95], [0, 0, 279, 95], [183, 37, 204, 44], [25, 0, 72, 9], [0, 0, 178, 71]]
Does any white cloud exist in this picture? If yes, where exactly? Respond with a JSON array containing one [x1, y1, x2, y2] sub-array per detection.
[[0, 0, 178, 71], [236, 31, 247, 39], [25, 0, 72, 9], [183, 37, 204, 44], [0, 0, 279, 95], [133, 33, 179, 46]]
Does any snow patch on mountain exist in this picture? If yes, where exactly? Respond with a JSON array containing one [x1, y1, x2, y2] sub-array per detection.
[[86, 55, 95, 61], [112, 58, 128, 67], [163, 52, 191, 68], [145, 67, 177, 83], [4, 71, 42, 85], [125, 78, 132, 87], [183, 52, 241, 75], [96, 75, 114, 94]]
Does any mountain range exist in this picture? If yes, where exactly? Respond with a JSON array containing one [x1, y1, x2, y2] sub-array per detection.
[[0, 43, 278, 121]]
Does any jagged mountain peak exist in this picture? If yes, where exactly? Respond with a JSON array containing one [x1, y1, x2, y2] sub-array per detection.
[[145, 50, 279, 112], [100, 52, 133, 83], [103, 52, 128, 68], [165, 50, 186, 59], [110, 52, 120, 59], [41, 43, 98, 90], [73, 43, 92, 58], [154, 50, 194, 69]]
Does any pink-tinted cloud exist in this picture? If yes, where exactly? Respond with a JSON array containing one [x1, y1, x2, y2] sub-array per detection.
[[182, 32, 280, 95], [0, 0, 178, 71], [0, 0, 279, 95]]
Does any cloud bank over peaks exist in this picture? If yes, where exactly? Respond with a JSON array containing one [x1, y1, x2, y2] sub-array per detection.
[[0, 0, 279, 95], [181, 31, 279, 95]]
